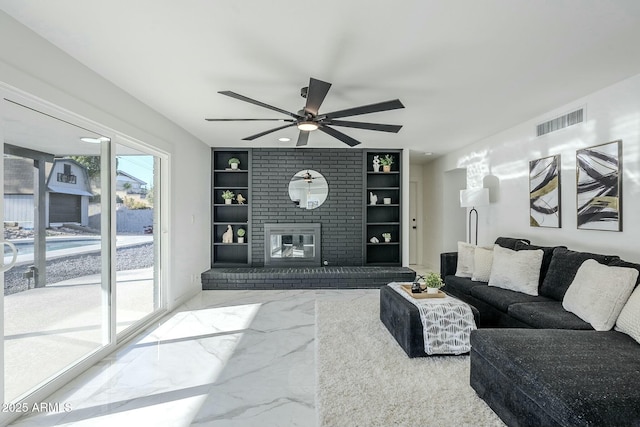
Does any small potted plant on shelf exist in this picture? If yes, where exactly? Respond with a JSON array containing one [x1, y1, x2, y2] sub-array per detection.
[[382, 232, 391, 243], [380, 154, 394, 172], [424, 271, 444, 294], [228, 157, 240, 170], [237, 228, 246, 244], [221, 190, 235, 204]]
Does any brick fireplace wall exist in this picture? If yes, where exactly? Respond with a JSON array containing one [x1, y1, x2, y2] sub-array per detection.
[[251, 148, 363, 266]]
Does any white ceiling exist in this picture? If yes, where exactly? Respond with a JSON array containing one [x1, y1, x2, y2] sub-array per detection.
[[2, 1, 640, 162]]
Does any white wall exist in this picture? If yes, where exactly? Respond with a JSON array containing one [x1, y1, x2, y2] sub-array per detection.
[[0, 11, 211, 309], [425, 72, 640, 268]]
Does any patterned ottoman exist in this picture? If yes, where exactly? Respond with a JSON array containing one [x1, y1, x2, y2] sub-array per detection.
[[380, 283, 479, 357]]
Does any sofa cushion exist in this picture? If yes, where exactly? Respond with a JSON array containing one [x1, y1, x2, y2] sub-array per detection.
[[454, 241, 475, 278], [514, 241, 566, 287], [508, 301, 593, 330], [494, 237, 530, 250], [470, 329, 640, 427], [470, 285, 552, 312], [488, 245, 543, 296], [539, 247, 620, 301], [614, 259, 640, 343], [471, 246, 493, 282], [443, 275, 486, 297], [563, 259, 638, 331]]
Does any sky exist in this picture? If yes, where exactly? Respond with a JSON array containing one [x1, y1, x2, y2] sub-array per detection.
[[117, 155, 154, 186]]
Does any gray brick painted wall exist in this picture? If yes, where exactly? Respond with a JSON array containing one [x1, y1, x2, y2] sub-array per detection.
[[251, 148, 363, 266]]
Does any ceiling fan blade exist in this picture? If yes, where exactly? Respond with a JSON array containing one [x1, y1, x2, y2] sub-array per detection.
[[322, 99, 405, 120], [296, 130, 310, 147], [205, 118, 295, 122], [241, 123, 296, 141], [318, 125, 361, 147], [324, 119, 402, 133], [304, 78, 332, 116], [218, 91, 302, 119]]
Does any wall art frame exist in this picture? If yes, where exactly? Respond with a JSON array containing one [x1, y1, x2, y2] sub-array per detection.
[[576, 140, 622, 231], [529, 154, 561, 228]]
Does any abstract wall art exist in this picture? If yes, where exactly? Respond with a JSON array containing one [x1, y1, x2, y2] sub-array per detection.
[[529, 155, 561, 228], [576, 140, 622, 231]]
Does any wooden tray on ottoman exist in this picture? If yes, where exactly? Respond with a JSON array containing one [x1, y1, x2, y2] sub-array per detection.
[[400, 284, 446, 299]]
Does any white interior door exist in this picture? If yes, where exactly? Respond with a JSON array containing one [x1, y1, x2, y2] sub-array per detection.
[[409, 181, 418, 265]]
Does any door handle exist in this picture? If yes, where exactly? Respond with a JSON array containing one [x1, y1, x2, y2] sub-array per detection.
[[2, 241, 18, 272]]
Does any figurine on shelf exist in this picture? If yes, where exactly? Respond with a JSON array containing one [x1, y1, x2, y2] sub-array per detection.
[[370, 236, 380, 243], [369, 192, 378, 205], [372, 155, 381, 172], [222, 225, 233, 243], [236, 193, 246, 204]]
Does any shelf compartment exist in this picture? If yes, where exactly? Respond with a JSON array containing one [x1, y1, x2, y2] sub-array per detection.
[[213, 244, 248, 264], [213, 171, 249, 188], [366, 206, 399, 223], [366, 244, 400, 265], [213, 151, 249, 171]]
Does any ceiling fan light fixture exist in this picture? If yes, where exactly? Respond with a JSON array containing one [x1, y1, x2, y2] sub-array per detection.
[[297, 121, 318, 132]]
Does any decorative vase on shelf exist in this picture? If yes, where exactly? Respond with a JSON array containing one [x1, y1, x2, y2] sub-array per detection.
[[238, 237, 245, 244], [383, 198, 391, 205], [372, 155, 380, 172], [383, 165, 391, 173], [225, 199, 232, 205], [370, 192, 378, 205]]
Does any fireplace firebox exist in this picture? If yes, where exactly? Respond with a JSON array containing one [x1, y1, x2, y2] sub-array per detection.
[[264, 223, 321, 267]]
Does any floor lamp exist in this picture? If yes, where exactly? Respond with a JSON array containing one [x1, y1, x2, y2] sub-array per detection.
[[460, 188, 490, 246]]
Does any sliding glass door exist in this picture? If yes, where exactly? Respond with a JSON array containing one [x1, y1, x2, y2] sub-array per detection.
[[0, 91, 165, 419], [114, 142, 161, 335]]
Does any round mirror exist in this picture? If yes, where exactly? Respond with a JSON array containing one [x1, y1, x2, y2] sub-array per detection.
[[288, 169, 328, 209]]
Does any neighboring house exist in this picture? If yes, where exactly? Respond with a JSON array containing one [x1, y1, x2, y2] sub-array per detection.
[[116, 170, 147, 195], [4, 157, 93, 228]]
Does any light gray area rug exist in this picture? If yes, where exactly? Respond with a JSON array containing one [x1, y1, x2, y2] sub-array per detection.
[[316, 293, 505, 427]]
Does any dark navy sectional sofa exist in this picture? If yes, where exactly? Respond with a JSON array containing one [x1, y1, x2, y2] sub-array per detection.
[[440, 237, 640, 427]]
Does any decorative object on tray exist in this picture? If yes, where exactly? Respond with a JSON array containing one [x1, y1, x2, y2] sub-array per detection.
[[228, 157, 240, 170], [236, 193, 246, 204], [529, 154, 561, 228], [380, 154, 394, 172], [222, 224, 233, 243], [237, 228, 246, 244], [576, 140, 622, 231], [369, 192, 378, 205], [382, 232, 391, 243], [370, 236, 379, 243], [372, 155, 380, 172], [221, 189, 235, 204], [400, 284, 446, 299]]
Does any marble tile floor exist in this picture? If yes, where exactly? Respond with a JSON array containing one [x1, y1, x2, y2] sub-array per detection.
[[10, 288, 378, 427]]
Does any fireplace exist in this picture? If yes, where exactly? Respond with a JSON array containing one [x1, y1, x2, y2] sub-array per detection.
[[264, 223, 321, 267]]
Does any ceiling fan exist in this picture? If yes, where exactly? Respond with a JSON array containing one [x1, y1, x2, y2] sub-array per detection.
[[291, 170, 317, 183], [205, 77, 405, 147]]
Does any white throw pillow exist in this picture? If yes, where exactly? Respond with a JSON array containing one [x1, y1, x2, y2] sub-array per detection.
[[455, 242, 475, 278], [616, 286, 640, 343], [563, 259, 638, 331], [472, 247, 493, 282], [488, 245, 542, 296]]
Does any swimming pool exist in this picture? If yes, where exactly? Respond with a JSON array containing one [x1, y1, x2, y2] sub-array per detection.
[[4, 238, 101, 255]]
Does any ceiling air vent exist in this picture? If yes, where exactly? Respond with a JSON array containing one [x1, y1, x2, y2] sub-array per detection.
[[536, 108, 584, 137]]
